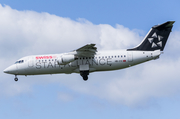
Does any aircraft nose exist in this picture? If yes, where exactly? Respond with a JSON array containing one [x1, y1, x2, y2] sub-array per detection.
[[3, 64, 17, 74]]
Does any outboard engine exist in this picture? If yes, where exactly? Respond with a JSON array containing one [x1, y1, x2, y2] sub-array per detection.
[[57, 55, 77, 65]]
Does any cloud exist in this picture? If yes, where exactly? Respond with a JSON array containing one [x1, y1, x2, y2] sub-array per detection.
[[99, 24, 142, 50], [59, 57, 180, 107], [57, 92, 76, 102], [0, 4, 141, 57], [0, 4, 180, 107]]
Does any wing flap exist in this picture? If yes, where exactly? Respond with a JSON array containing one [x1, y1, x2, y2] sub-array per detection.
[[74, 44, 97, 57]]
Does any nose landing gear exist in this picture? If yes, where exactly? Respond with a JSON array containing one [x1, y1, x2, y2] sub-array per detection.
[[14, 75, 18, 81]]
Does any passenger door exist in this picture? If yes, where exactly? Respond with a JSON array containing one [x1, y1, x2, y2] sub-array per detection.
[[28, 56, 34, 67], [128, 52, 133, 62]]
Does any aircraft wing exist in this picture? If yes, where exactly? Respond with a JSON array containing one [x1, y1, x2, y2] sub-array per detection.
[[74, 44, 97, 57]]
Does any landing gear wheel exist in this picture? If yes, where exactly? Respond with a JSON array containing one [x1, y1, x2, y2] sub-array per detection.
[[14, 75, 18, 81], [83, 75, 88, 81], [80, 70, 89, 81], [14, 77, 18, 81]]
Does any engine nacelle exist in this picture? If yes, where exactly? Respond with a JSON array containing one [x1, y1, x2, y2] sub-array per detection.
[[57, 55, 76, 65]]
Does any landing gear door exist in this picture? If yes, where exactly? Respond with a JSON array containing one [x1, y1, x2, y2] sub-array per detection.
[[128, 52, 133, 62], [79, 64, 89, 71], [28, 56, 34, 67]]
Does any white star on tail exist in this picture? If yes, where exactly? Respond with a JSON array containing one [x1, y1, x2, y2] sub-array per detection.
[[148, 32, 163, 48]]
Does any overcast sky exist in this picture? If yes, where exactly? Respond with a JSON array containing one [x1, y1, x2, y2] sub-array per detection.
[[1, 0, 180, 119]]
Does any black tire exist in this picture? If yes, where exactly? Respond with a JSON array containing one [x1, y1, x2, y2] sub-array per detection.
[[83, 76, 88, 81], [14, 77, 18, 81]]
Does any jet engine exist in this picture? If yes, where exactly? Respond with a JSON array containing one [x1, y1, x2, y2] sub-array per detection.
[[57, 55, 77, 65]]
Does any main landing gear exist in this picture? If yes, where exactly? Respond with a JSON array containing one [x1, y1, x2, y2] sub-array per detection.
[[80, 71, 89, 81], [14, 75, 18, 81]]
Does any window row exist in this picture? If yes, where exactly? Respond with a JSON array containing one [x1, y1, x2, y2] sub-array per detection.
[[36, 55, 127, 62], [78, 55, 126, 60], [38, 59, 57, 62]]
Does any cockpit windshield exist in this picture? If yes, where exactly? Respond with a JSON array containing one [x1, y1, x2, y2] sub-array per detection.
[[15, 60, 24, 64]]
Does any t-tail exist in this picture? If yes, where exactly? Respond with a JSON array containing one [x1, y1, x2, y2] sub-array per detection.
[[128, 21, 175, 51]]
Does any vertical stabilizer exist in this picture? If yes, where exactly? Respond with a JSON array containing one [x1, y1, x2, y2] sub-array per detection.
[[128, 21, 175, 51]]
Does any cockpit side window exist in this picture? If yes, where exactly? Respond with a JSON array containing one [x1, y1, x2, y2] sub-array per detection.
[[15, 60, 24, 64]]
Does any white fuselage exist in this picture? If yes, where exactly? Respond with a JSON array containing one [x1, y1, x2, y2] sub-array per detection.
[[3, 21, 174, 82], [4, 50, 161, 76]]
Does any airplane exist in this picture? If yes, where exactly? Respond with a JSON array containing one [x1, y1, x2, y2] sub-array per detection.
[[3, 21, 175, 81]]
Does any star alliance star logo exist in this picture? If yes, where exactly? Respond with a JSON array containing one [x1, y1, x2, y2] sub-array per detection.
[[148, 33, 163, 48]]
